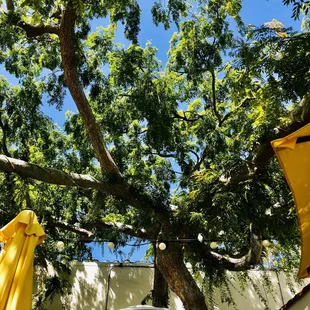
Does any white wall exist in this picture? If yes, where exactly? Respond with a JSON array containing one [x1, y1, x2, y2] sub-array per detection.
[[44, 262, 310, 310]]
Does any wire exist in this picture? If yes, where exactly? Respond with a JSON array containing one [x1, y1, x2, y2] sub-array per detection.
[[47, 235, 302, 246]]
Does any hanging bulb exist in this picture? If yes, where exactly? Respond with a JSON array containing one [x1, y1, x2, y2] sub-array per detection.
[[56, 241, 64, 251], [158, 242, 166, 251], [107, 242, 115, 249], [262, 240, 271, 247], [198, 233, 204, 243], [210, 242, 218, 249]]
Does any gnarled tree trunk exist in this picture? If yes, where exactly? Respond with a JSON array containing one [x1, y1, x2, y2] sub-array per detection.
[[156, 243, 208, 310], [153, 245, 169, 308]]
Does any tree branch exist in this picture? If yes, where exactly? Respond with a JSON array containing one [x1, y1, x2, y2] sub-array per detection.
[[0, 155, 170, 223], [54, 222, 95, 242], [192, 147, 209, 172], [189, 150, 200, 163], [5, 2, 59, 37], [55, 220, 151, 242], [0, 115, 10, 156], [148, 152, 176, 158], [5, 0, 14, 11], [223, 95, 310, 184], [59, 3, 121, 181], [173, 112, 203, 122], [219, 97, 256, 126], [188, 225, 262, 271], [211, 71, 221, 124], [17, 21, 60, 37]]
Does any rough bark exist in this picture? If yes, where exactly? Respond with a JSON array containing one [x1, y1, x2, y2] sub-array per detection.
[[152, 264, 169, 308], [59, 4, 121, 182], [152, 245, 169, 308], [0, 155, 170, 222], [156, 244, 208, 310], [17, 21, 60, 37]]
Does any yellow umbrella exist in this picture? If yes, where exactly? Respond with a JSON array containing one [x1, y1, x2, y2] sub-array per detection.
[[272, 123, 310, 278], [0, 210, 46, 309]]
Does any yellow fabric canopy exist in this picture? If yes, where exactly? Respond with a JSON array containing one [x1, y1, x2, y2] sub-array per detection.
[[0, 210, 46, 309], [272, 123, 310, 278]]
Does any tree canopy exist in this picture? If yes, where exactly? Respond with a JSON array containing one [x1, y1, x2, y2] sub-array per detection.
[[0, 0, 310, 309]]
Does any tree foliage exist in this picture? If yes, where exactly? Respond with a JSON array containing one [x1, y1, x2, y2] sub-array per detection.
[[0, 0, 309, 309]]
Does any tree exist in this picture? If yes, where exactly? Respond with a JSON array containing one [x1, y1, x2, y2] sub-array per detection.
[[282, 0, 310, 19], [0, 0, 309, 309]]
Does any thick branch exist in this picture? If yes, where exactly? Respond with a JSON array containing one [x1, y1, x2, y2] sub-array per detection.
[[0, 116, 10, 156], [17, 21, 60, 37], [5, 0, 14, 11], [55, 222, 95, 242], [148, 152, 176, 158], [225, 95, 310, 184], [59, 4, 121, 181], [0, 155, 170, 222], [55, 220, 151, 242], [189, 225, 262, 271], [5, 2, 59, 37], [192, 147, 208, 172]]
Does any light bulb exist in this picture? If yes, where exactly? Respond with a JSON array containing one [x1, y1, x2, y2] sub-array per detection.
[[107, 242, 115, 249], [158, 242, 166, 251], [262, 240, 271, 247], [210, 242, 218, 249], [56, 241, 64, 250], [198, 233, 204, 243]]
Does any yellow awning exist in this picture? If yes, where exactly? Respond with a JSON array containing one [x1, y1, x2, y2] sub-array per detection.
[[0, 210, 46, 309], [272, 123, 310, 278]]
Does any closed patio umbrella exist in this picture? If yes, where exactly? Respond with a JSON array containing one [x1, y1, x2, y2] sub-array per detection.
[[0, 210, 46, 309], [272, 123, 310, 278]]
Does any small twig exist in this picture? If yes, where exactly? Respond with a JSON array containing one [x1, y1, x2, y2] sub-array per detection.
[[219, 97, 256, 126], [192, 147, 209, 172], [148, 152, 176, 158], [211, 71, 222, 124], [173, 112, 203, 122], [189, 150, 200, 163]]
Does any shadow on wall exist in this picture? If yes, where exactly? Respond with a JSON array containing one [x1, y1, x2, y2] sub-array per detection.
[[44, 263, 310, 310], [46, 262, 162, 310]]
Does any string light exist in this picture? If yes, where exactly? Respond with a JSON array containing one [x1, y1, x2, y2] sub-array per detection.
[[49, 236, 291, 249], [262, 240, 271, 247], [210, 242, 218, 249], [107, 242, 115, 249], [56, 241, 64, 250], [158, 242, 166, 251]]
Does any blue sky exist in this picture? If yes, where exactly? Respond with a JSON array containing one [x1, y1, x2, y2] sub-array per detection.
[[0, 0, 302, 262]]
